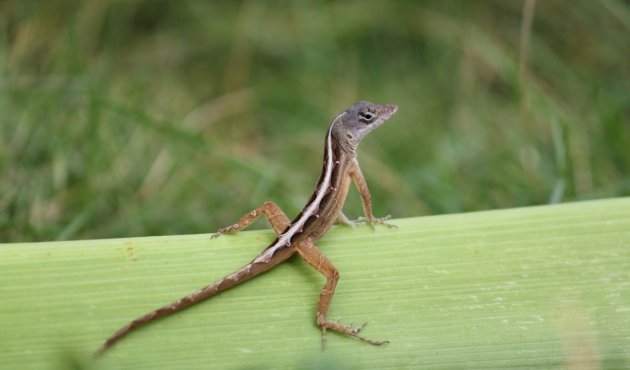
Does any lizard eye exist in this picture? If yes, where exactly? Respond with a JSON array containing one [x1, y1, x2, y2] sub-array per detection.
[[358, 111, 375, 124]]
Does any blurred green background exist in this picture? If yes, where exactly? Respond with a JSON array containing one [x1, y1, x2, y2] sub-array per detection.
[[1, 0, 628, 242]]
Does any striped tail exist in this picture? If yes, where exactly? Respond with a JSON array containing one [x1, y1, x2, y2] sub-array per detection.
[[95, 245, 295, 356]]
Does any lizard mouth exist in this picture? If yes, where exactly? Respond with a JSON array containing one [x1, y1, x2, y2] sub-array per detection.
[[376, 103, 398, 124]]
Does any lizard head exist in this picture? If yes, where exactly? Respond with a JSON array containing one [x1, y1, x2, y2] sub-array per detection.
[[332, 101, 398, 153]]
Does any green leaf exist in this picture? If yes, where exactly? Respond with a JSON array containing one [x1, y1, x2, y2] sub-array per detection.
[[1, 198, 629, 369]]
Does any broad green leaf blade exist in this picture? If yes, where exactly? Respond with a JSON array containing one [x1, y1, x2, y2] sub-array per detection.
[[1, 198, 629, 369]]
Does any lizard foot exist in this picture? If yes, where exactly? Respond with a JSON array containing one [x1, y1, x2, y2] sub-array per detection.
[[354, 215, 397, 230], [210, 224, 240, 239], [318, 319, 388, 346]]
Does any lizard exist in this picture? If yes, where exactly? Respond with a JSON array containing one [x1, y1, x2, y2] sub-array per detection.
[[95, 100, 398, 356]]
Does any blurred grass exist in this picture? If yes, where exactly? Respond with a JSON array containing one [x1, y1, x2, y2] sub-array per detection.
[[1, 1, 629, 242]]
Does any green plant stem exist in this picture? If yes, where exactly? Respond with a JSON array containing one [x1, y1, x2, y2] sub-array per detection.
[[1, 198, 629, 369]]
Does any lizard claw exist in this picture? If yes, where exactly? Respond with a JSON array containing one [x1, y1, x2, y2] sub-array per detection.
[[374, 215, 397, 229], [351, 322, 368, 335]]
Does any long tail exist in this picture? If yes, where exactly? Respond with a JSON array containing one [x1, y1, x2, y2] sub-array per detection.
[[95, 246, 295, 356]]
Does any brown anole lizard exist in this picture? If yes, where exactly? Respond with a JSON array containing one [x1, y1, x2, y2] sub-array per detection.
[[95, 101, 398, 356]]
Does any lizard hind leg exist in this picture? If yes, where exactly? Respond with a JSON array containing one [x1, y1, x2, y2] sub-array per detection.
[[295, 242, 388, 346], [212, 201, 291, 238]]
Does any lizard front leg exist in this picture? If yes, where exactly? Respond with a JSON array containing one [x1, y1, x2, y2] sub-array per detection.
[[212, 201, 291, 238], [296, 241, 388, 346], [349, 161, 396, 229]]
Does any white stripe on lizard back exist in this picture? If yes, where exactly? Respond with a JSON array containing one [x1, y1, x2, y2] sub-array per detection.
[[253, 112, 346, 264]]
